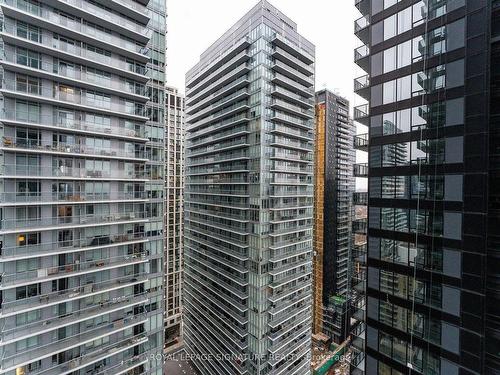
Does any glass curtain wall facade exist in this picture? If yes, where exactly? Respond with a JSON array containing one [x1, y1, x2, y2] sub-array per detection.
[[0, 0, 166, 374], [164, 85, 184, 352], [354, 0, 496, 374], [184, 1, 315, 375], [312, 90, 355, 344]]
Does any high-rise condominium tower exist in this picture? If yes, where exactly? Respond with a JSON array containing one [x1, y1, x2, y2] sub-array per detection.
[[0, 0, 167, 374], [184, 1, 315, 374], [312, 90, 355, 344], [354, 0, 499, 374], [164, 85, 184, 352]]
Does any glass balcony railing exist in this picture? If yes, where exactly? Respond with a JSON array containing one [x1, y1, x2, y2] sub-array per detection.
[[1, 313, 147, 372], [354, 44, 370, 62], [0, 232, 146, 260], [2, 81, 146, 118], [59, 0, 150, 35], [1, 294, 147, 344], [3, 0, 148, 56], [0, 273, 147, 316], [354, 104, 369, 120], [2, 137, 144, 160], [0, 211, 147, 231], [0, 191, 147, 204], [354, 74, 370, 91], [2, 110, 146, 139], [1, 164, 146, 180], [4, 54, 146, 97], [1, 253, 147, 287], [1, 23, 148, 77]]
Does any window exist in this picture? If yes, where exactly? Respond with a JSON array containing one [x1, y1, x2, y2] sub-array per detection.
[[15, 100, 40, 122], [16, 74, 40, 95], [16, 48, 40, 69], [16, 127, 40, 147], [16, 21, 40, 42]]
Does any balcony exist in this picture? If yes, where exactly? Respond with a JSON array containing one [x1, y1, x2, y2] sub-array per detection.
[[272, 73, 314, 99], [271, 86, 314, 108], [270, 99, 314, 119], [272, 60, 314, 87], [1, 164, 148, 181], [2, 54, 148, 101], [354, 44, 370, 72], [187, 50, 251, 97], [1, 253, 148, 289], [0, 211, 147, 234], [187, 37, 251, 88], [0, 232, 147, 262], [0, 273, 147, 317], [271, 34, 314, 65], [270, 112, 312, 130], [1, 137, 147, 161], [0, 24, 148, 81], [354, 74, 370, 100], [57, 0, 150, 41], [352, 218, 367, 235], [1, 81, 148, 121], [0, 191, 148, 206], [34, 334, 148, 375], [186, 63, 251, 106], [354, 15, 370, 44], [1, 0, 149, 60], [0, 314, 147, 373], [1, 110, 147, 142], [186, 89, 249, 123], [353, 104, 369, 125], [354, 133, 369, 151], [353, 192, 368, 206], [0, 293, 147, 344], [355, 0, 370, 16], [353, 163, 368, 178], [272, 46, 314, 77]]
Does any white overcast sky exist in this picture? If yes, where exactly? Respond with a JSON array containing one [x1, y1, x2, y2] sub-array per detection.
[[166, 0, 363, 107]]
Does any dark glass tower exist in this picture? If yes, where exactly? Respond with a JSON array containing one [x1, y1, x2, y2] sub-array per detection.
[[354, 0, 498, 374]]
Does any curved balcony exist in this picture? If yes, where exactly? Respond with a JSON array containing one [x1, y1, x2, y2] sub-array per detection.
[[1, 164, 147, 181], [0, 232, 146, 261], [0, 313, 147, 374], [1, 137, 147, 161], [1, 0, 149, 60], [2, 54, 147, 101]]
